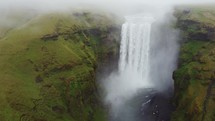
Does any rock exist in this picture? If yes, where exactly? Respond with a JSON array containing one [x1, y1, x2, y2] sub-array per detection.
[[52, 105, 65, 114], [35, 75, 43, 83]]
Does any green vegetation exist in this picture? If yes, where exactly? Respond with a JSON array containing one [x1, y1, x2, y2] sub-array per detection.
[[172, 6, 215, 121], [172, 40, 215, 121], [175, 5, 215, 25], [0, 12, 119, 121]]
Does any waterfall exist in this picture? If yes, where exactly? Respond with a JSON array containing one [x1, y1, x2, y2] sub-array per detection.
[[119, 15, 154, 87], [103, 13, 179, 121], [103, 15, 156, 121], [104, 15, 156, 121]]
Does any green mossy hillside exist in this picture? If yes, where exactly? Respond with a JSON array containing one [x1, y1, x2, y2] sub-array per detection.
[[0, 12, 119, 121], [172, 6, 215, 121]]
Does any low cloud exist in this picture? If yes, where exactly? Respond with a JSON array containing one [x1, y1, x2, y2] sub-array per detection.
[[1, 0, 215, 13]]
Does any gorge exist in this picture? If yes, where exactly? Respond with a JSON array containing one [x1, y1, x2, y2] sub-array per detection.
[[0, 1, 215, 121]]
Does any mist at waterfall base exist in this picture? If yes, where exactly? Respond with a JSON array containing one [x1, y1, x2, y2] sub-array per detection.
[[102, 10, 179, 121]]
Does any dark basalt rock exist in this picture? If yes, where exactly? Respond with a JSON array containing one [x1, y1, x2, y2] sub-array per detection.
[[35, 75, 43, 83], [52, 105, 65, 114], [41, 33, 59, 41], [177, 19, 215, 42], [183, 9, 191, 14]]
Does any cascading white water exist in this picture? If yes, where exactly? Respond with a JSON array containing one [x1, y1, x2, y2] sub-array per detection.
[[103, 13, 179, 121], [104, 15, 156, 120], [119, 15, 154, 83]]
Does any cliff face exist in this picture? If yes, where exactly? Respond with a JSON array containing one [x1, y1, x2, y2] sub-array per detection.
[[172, 7, 215, 121], [0, 12, 120, 121]]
